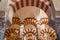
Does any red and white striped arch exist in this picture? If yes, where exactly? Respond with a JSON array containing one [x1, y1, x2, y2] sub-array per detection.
[[40, 28, 57, 40], [4, 28, 20, 37], [10, 0, 50, 13], [23, 17, 37, 27], [12, 17, 21, 25], [40, 18, 49, 25], [23, 28, 37, 36]]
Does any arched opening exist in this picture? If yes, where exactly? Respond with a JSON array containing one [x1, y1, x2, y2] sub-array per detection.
[[4, 0, 57, 40]]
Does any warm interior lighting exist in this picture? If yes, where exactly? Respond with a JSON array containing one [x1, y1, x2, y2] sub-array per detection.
[[36, 9, 48, 21]]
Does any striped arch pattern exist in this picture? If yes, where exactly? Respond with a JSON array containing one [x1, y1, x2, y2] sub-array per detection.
[[23, 17, 37, 27], [39, 27, 57, 40], [22, 28, 37, 40], [4, 17, 21, 40], [12, 17, 21, 25], [10, 0, 50, 13], [23, 28, 37, 36], [23, 17, 37, 40], [4, 28, 20, 40], [40, 18, 49, 25]]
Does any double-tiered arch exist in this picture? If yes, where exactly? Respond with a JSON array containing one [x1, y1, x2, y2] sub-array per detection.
[[4, 0, 57, 40]]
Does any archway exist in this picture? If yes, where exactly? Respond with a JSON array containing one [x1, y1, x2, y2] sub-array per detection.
[[4, 0, 57, 40], [10, 0, 50, 13]]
